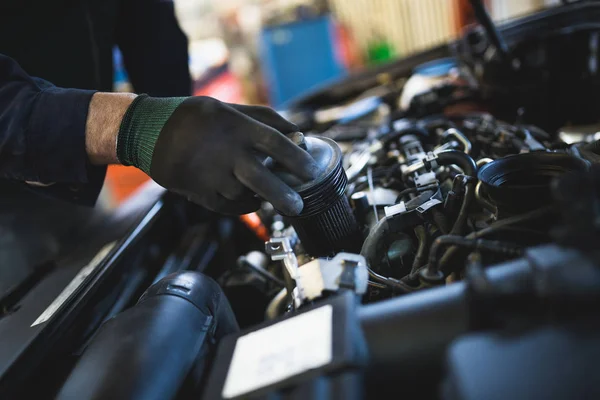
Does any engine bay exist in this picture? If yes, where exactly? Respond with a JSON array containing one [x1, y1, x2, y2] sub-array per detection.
[[220, 39, 599, 322], [3, 2, 600, 399]]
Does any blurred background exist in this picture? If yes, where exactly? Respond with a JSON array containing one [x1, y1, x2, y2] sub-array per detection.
[[106, 0, 563, 205]]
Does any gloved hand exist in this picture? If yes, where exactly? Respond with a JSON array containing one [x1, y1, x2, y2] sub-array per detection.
[[117, 95, 320, 215]]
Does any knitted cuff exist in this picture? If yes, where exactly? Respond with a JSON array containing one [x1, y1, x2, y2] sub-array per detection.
[[117, 95, 187, 174]]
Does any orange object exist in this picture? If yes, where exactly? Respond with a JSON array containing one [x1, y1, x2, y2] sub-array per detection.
[[240, 212, 270, 242], [193, 71, 244, 103], [105, 165, 150, 204]]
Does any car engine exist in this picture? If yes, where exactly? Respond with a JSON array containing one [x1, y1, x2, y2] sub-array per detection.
[[4, 2, 600, 400]]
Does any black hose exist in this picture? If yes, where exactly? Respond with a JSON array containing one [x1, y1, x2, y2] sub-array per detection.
[[424, 235, 524, 281], [411, 225, 429, 275], [438, 206, 553, 276], [361, 217, 424, 292], [361, 217, 390, 270], [436, 150, 477, 177], [395, 184, 439, 203], [380, 126, 429, 147], [431, 208, 450, 234], [418, 115, 457, 133], [57, 272, 238, 400], [449, 182, 475, 236]]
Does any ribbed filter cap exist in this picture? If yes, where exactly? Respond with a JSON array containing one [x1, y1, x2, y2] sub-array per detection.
[[270, 135, 343, 214], [269, 134, 362, 256]]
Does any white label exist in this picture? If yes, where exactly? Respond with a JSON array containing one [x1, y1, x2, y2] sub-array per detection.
[[222, 305, 333, 398], [384, 201, 407, 217], [31, 242, 116, 327]]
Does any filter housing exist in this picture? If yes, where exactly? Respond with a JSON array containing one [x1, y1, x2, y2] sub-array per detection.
[[274, 135, 363, 257]]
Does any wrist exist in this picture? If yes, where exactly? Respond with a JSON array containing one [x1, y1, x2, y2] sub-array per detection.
[[116, 95, 187, 174], [85, 92, 137, 165]]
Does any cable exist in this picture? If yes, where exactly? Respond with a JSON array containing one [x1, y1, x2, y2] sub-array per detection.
[[449, 181, 475, 235], [367, 167, 379, 221], [380, 126, 429, 147], [411, 225, 429, 275], [368, 280, 388, 289], [243, 263, 285, 288], [475, 181, 498, 214], [423, 235, 524, 282], [438, 206, 554, 277], [466, 206, 553, 240], [395, 184, 439, 202], [431, 208, 450, 234], [368, 267, 417, 293], [266, 288, 289, 320], [436, 150, 477, 177]]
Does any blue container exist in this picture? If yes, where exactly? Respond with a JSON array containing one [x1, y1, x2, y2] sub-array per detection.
[[259, 15, 346, 107]]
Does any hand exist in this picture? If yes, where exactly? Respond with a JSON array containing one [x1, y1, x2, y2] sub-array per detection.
[[148, 97, 319, 215]]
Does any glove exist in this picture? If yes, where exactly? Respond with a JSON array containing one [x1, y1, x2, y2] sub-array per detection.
[[117, 95, 320, 215]]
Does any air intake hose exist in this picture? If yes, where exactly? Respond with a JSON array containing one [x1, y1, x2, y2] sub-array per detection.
[[57, 272, 238, 400]]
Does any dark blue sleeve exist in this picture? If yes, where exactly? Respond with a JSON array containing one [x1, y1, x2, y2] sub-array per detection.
[[0, 53, 105, 205], [116, 0, 192, 97]]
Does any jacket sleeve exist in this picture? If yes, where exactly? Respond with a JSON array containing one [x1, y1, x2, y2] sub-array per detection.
[[0, 53, 105, 205], [116, 0, 192, 97]]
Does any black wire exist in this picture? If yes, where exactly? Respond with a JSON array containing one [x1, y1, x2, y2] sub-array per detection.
[[395, 184, 438, 202], [426, 235, 524, 277], [449, 182, 475, 235], [368, 267, 417, 293], [411, 225, 429, 275], [244, 263, 286, 287], [368, 280, 388, 289], [438, 206, 553, 276], [431, 208, 451, 234]]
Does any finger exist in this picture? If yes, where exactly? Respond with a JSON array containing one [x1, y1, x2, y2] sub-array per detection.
[[249, 126, 320, 182], [234, 158, 304, 216], [227, 104, 298, 133], [219, 178, 255, 201]]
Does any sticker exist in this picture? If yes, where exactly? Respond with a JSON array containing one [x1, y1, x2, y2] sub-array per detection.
[[384, 201, 407, 217], [222, 305, 333, 398], [31, 242, 116, 327]]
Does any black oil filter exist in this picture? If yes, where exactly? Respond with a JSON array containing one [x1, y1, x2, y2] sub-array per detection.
[[273, 135, 363, 257]]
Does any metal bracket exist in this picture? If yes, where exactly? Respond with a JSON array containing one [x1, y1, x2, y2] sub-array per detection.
[[265, 237, 299, 280]]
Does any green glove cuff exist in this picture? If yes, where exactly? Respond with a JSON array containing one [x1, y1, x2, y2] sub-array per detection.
[[117, 94, 187, 174]]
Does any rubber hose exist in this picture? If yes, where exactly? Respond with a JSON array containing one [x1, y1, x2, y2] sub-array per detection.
[[438, 206, 553, 276], [436, 150, 477, 177], [57, 272, 238, 400], [411, 225, 429, 275], [381, 126, 429, 147], [449, 182, 474, 236], [427, 235, 524, 277]]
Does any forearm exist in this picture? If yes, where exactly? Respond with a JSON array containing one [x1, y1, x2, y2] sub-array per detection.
[[85, 92, 137, 165], [0, 54, 106, 205]]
